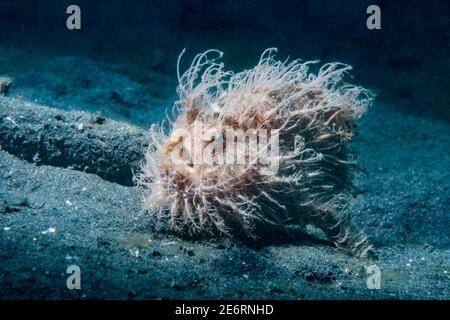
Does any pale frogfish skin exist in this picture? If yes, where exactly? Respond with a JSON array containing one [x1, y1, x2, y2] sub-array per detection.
[[136, 48, 374, 256]]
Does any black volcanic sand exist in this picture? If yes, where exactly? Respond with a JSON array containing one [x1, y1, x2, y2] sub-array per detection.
[[0, 55, 449, 299]]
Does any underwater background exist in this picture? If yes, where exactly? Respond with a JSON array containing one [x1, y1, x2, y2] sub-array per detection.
[[0, 0, 448, 299]]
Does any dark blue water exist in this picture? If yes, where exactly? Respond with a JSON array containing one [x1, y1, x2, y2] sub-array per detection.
[[0, 0, 448, 121]]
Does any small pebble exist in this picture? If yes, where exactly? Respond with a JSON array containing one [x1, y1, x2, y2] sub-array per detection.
[[42, 227, 56, 234]]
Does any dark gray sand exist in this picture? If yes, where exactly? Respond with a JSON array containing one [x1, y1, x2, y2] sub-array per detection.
[[0, 57, 449, 299]]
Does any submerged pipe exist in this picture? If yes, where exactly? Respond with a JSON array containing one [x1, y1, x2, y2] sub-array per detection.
[[0, 96, 148, 186]]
